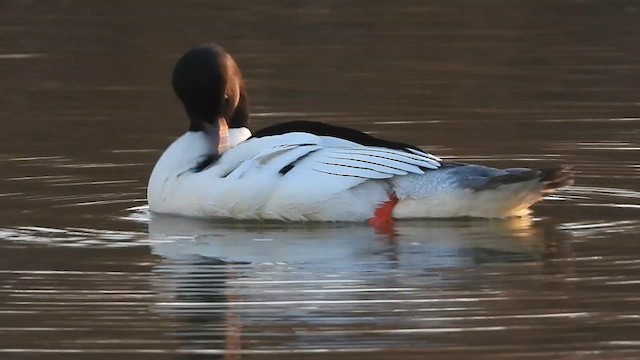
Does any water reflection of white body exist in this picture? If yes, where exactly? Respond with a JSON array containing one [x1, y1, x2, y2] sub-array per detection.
[[147, 215, 563, 355], [149, 215, 547, 268]]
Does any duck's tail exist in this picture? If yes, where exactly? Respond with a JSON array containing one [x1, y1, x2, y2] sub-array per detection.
[[472, 165, 574, 192], [391, 164, 574, 219], [537, 166, 574, 192]]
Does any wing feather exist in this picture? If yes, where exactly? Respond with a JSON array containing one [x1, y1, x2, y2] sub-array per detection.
[[322, 155, 412, 175], [312, 161, 397, 179], [332, 148, 440, 170], [209, 132, 441, 183], [407, 147, 442, 161]]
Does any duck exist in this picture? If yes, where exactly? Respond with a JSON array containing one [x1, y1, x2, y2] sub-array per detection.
[[147, 43, 573, 227]]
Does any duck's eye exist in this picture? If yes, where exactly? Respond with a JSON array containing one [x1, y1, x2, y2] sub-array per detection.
[[223, 94, 231, 106]]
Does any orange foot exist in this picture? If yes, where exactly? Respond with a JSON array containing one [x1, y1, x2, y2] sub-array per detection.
[[369, 194, 399, 235]]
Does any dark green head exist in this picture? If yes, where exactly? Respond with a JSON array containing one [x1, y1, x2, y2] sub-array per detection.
[[172, 43, 249, 132]]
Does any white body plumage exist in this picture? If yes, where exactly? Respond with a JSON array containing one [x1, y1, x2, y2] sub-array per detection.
[[148, 129, 551, 221]]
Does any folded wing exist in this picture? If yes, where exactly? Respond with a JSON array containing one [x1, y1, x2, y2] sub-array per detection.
[[209, 131, 440, 190]]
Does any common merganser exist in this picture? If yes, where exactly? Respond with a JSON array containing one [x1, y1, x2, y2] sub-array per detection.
[[147, 44, 572, 226]]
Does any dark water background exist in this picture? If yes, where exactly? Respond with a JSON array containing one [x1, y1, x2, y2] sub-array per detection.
[[1, 0, 639, 359]]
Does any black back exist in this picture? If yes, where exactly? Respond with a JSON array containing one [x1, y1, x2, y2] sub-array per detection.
[[252, 120, 423, 153]]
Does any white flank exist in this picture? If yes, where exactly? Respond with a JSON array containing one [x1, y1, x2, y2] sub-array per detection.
[[148, 130, 550, 221]]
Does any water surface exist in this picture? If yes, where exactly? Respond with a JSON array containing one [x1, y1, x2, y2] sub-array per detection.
[[1, 0, 639, 359]]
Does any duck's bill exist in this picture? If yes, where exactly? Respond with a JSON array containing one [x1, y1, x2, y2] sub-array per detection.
[[201, 117, 230, 154]]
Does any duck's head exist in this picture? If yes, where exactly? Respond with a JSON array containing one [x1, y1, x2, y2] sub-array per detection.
[[172, 44, 249, 153]]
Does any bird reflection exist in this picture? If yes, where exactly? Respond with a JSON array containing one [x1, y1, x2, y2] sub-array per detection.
[[147, 215, 570, 357], [149, 215, 558, 267]]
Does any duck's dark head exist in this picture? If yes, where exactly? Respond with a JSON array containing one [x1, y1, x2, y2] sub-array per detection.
[[172, 44, 249, 150]]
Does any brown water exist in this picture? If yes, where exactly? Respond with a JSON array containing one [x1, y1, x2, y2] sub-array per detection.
[[1, 1, 640, 359]]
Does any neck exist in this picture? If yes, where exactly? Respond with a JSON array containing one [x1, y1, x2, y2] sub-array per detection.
[[151, 126, 251, 175], [227, 127, 252, 148]]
